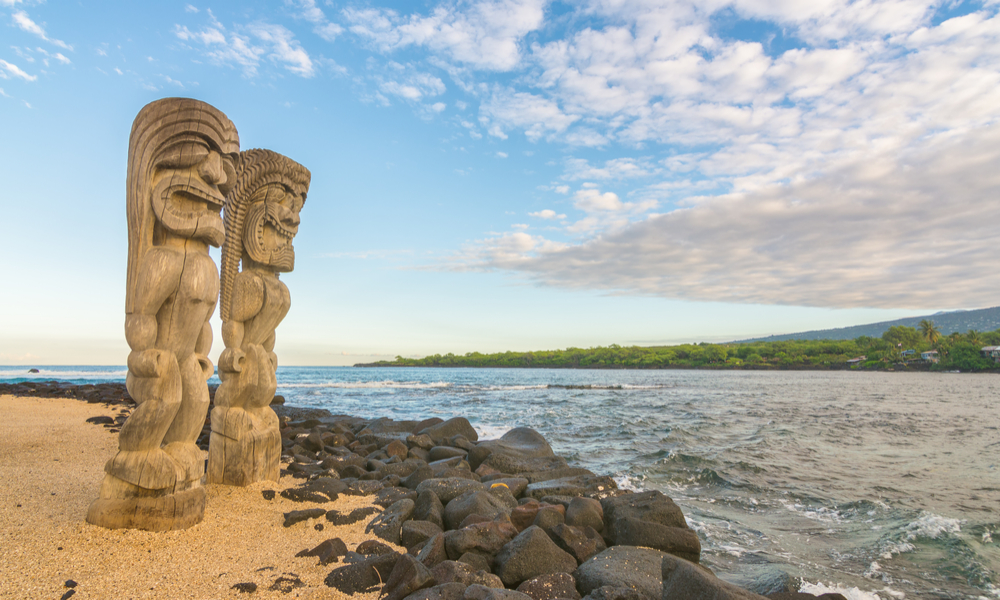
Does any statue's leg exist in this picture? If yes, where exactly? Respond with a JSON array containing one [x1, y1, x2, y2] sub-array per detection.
[[162, 352, 211, 485]]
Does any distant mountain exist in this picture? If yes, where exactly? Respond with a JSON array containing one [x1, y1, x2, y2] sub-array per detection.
[[736, 306, 1000, 343]]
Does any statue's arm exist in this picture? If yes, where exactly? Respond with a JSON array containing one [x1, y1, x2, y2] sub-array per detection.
[[218, 273, 264, 373], [125, 248, 183, 377]]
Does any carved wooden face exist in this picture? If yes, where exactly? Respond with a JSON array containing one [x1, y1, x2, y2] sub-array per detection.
[[150, 133, 236, 247], [243, 181, 304, 272]]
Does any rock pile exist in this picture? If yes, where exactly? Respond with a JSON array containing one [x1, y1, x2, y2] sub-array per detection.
[[273, 410, 845, 600]]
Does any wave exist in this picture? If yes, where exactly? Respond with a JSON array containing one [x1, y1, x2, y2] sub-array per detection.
[[0, 369, 128, 379], [798, 580, 903, 600], [903, 512, 963, 540], [475, 425, 512, 440], [545, 383, 673, 390], [278, 380, 452, 390]]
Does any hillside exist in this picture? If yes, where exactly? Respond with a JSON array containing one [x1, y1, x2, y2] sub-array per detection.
[[736, 306, 1000, 343]]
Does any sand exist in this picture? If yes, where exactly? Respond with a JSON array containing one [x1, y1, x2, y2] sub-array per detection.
[[0, 394, 393, 600]]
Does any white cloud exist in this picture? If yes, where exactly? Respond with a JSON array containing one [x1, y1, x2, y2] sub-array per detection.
[[289, 0, 344, 41], [512, 223, 529, 229], [431, 101, 447, 112], [175, 19, 315, 77], [529, 209, 566, 220], [480, 88, 579, 142], [496, 151, 508, 158], [343, 0, 545, 71], [377, 67, 446, 101], [185, 4, 199, 13], [0, 59, 36, 81], [563, 157, 658, 181], [573, 189, 625, 212], [12, 10, 72, 51]]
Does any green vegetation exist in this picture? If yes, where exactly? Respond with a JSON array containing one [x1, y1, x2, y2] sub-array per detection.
[[361, 324, 1000, 372]]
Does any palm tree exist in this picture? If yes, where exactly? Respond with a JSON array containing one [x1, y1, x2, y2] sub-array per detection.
[[967, 329, 983, 346], [919, 319, 941, 344]]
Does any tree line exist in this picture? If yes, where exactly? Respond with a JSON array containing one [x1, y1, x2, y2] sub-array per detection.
[[360, 321, 1000, 372]]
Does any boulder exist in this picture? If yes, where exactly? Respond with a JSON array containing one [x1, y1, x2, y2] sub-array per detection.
[[574, 547, 670, 600], [408, 433, 436, 450], [548, 524, 606, 564], [613, 517, 701, 563], [324, 551, 400, 594], [414, 489, 446, 530], [377, 486, 420, 508], [516, 573, 582, 600], [386, 439, 410, 460], [358, 539, 398, 556], [416, 533, 449, 568], [431, 446, 470, 462], [432, 560, 504, 588], [421, 418, 479, 445], [524, 475, 616, 499], [417, 478, 486, 504], [445, 490, 515, 530], [445, 520, 519, 559], [766, 595, 849, 600], [463, 584, 534, 600], [520, 468, 600, 485], [532, 506, 565, 534], [601, 492, 688, 544], [494, 526, 578, 588], [565, 498, 603, 532], [383, 554, 437, 600], [661, 554, 768, 600], [458, 552, 493, 573], [326, 506, 380, 526], [484, 478, 529, 498], [580, 586, 644, 600], [403, 519, 445, 549], [403, 582, 468, 600], [295, 537, 349, 565], [404, 467, 436, 490], [366, 498, 415, 544]]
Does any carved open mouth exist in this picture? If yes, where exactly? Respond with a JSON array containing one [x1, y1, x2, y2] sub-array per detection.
[[150, 174, 227, 246]]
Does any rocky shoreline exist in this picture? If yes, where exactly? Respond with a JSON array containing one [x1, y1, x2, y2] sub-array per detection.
[[4, 380, 846, 600]]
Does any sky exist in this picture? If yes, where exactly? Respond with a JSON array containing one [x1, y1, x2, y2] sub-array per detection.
[[1, 0, 998, 366]]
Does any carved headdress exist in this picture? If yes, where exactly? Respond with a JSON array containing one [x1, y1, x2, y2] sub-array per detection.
[[220, 149, 310, 321], [125, 98, 239, 314]]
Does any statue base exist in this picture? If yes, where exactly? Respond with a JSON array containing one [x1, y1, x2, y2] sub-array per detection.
[[86, 478, 206, 531], [206, 406, 280, 486]]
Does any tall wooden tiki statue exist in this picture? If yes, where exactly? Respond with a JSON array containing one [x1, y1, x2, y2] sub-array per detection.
[[208, 149, 310, 486], [88, 98, 239, 531]]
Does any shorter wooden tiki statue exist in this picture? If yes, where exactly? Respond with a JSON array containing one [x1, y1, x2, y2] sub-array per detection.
[[208, 149, 310, 486], [88, 97, 238, 531]]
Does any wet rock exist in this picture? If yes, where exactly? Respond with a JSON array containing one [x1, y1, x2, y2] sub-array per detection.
[[382, 554, 436, 600], [548, 524, 606, 564], [414, 489, 446, 529], [283, 508, 327, 527], [601, 491, 688, 544], [661, 554, 768, 600], [403, 519, 445, 549], [444, 520, 519, 559], [445, 490, 515, 530], [326, 506, 380, 526], [417, 478, 486, 504], [325, 551, 400, 593], [516, 572, 582, 600], [565, 498, 603, 532], [295, 537, 349, 565], [574, 547, 671, 600], [420, 417, 479, 445], [404, 582, 469, 600], [366, 499, 415, 544], [613, 516, 701, 563], [416, 533, 449, 568], [494, 525, 577, 588]]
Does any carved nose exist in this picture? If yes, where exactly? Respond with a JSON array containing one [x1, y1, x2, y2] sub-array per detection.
[[285, 212, 300, 227], [198, 151, 225, 186]]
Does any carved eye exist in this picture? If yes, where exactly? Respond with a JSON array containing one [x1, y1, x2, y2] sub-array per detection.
[[156, 139, 210, 169]]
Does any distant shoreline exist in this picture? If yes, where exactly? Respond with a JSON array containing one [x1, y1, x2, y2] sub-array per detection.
[[354, 362, 996, 372]]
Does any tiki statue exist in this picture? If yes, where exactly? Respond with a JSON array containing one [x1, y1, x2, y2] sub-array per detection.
[[88, 98, 238, 531], [207, 149, 309, 486]]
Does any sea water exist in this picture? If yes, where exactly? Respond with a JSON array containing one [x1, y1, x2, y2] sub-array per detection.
[[3, 366, 998, 599]]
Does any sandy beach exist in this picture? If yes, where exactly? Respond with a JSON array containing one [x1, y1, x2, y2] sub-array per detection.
[[0, 394, 390, 600]]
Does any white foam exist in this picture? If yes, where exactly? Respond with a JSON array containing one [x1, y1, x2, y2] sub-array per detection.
[[904, 513, 963, 540], [475, 425, 511, 440], [880, 541, 915, 559], [780, 500, 845, 524], [799, 580, 902, 599], [278, 380, 451, 390], [482, 385, 547, 391], [613, 473, 645, 492]]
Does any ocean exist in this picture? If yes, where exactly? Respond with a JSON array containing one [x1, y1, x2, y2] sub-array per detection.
[[2, 366, 997, 600]]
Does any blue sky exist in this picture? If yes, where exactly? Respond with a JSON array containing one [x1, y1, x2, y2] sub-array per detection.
[[1, 0, 998, 366]]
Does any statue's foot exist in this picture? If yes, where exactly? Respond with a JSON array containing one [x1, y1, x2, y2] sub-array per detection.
[[104, 448, 181, 491]]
